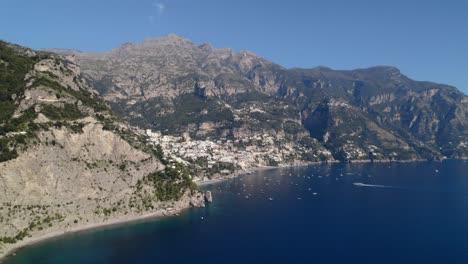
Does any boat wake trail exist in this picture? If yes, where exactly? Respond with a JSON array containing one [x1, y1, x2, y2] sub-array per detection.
[[353, 182, 398, 189], [353, 182, 463, 195]]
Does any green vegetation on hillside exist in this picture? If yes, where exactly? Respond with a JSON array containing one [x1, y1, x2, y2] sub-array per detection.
[[122, 93, 235, 137], [0, 42, 36, 122], [31, 76, 108, 112], [0, 41, 112, 162], [41, 104, 85, 120], [136, 161, 197, 202], [0, 42, 45, 161]]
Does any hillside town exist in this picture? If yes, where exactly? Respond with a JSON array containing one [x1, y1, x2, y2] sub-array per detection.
[[145, 129, 333, 183]]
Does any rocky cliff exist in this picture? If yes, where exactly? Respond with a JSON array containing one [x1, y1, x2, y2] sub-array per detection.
[[0, 40, 204, 253]]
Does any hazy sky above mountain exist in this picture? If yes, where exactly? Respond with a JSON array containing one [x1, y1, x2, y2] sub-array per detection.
[[2, 0, 467, 93]]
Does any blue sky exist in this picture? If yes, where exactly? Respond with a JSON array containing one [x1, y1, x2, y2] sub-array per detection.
[[2, 0, 467, 93]]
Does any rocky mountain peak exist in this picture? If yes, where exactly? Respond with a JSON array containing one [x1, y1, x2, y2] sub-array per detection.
[[141, 34, 195, 48], [365, 65, 401, 74]]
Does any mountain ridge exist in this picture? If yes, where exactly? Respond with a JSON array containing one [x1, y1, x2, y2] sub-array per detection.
[[41, 34, 466, 93], [43, 34, 466, 161]]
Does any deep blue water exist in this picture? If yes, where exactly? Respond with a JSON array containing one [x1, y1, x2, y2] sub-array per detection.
[[4, 160, 468, 264]]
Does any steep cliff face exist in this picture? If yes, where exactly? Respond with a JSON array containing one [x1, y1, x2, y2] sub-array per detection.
[[288, 66, 467, 159], [0, 41, 202, 249], [47, 35, 467, 160], [304, 99, 416, 161]]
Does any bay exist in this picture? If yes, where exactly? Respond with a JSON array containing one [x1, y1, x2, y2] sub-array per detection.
[[4, 160, 468, 264]]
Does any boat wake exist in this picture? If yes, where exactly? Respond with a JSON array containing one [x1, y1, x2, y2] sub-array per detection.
[[353, 182, 396, 189], [353, 182, 461, 195]]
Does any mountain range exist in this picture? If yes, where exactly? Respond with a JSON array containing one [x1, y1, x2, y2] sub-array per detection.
[[48, 34, 467, 161]]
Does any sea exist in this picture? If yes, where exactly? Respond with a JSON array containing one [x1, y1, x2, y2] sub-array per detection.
[[3, 160, 468, 264]]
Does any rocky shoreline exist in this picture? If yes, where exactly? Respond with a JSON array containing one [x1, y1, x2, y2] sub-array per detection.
[[0, 163, 291, 262], [0, 190, 212, 263]]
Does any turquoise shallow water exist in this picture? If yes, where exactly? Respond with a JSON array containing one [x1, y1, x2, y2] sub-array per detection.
[[4, 160, 468, 264]]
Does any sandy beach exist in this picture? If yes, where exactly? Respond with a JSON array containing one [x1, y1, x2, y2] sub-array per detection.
[[0, 204, 192, 263]]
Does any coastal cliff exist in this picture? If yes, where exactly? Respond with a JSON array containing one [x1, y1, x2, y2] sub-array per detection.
[[0, 41, 205, 259]]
